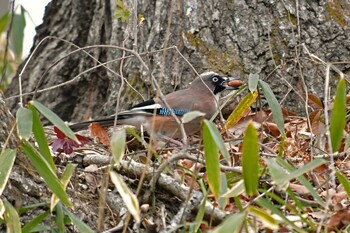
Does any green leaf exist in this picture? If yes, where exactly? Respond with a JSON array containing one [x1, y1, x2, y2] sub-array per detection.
[[110, 171, 140, 223], [202, 120, 221, 199], [55, 202, 65, 233], [225, 91, 258, 129], [345, 134, 350, 151], [258, 80, 284, 135], [30, 101, 78, 142], [247, 206, 279, 230], [223, 180, 245, 197], [276, 158, 325, 207], [110, 129, 126, 166], [16, 107, 33, 140], [51, 164, 77, 211], [0, 12, 10, 35], [209, 212, 245, 233], [281, 158, 326, 183], [22, 210, 50, 233], [21, 141, 72, 208], [3, 200, 21, 233], [10, 6, 26, 60], [218, 173, 228, 209], [0, 149, 16, 196], [242, 122, 259, 196], [248, 73, 259, 93], [28, 105, 56, 170], [330, 78, 346, 152], [336, 171, 350, 198], [192, 183, 207, 232], [266, 157, 326, 191], [203, 119, 230, 161], [255, 198, 303, 232], [182, 111, 205, 124], [0, 199, 4, 219], [264, 158, 290, 190], [64, 207, 94, 233]]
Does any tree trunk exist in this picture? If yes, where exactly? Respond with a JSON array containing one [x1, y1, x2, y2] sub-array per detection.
[[4, 0, 350, 119]]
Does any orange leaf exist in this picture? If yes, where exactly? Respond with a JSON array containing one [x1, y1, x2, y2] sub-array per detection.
[[89, 123, 110, 146]]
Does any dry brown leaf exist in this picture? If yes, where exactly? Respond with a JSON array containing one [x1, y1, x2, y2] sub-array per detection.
[[89, 122, 110, 146], [289, 183, 310, 195], [262, 122, 280, 137], [327, 206, 350, 232]]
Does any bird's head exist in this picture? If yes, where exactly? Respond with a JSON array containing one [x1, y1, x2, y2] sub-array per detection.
[[191, 71, 243, 95]]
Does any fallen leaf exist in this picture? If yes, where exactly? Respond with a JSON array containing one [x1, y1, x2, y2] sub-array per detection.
[[89, 123, 110, 146]]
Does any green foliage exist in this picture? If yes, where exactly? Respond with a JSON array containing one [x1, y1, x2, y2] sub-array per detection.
[[115, 0, 130, 22], [0, 5, 27, 90], [202, 120, 222, 199], [110, 129, 126, 166], [242, 122, 259, 196], [0, 149, 16, 196], [258, 80, 285, 135], [330, 77, 346, 152], [10, 6, 26, 61]]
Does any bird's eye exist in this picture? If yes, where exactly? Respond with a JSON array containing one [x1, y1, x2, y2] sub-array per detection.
[[212, 76, 219, 82]]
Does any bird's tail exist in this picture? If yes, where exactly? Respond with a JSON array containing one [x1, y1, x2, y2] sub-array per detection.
[[69, 115, 131, 132]]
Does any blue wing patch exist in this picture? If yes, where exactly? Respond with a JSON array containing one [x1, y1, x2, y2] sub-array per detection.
[[158, 108, 189, 116]]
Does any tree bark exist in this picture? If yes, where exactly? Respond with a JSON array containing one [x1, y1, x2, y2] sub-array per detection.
[[4, 0, 350, 120]]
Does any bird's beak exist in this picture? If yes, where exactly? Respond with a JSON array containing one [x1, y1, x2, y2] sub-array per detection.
[[222, 77, 244, 90]]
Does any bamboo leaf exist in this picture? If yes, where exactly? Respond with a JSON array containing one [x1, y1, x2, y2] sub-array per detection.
[[22, 210, 50, 233], [330, 78, 346, 152], [51, 164, 77, 211], [110, 129, 126, 166], [248, 73, 259, 92], [64, 207, 94, 233], [258, 80, 284, 135], [210, 212, 245, 233], [110, 171, 140, 223], [30, 101, 78, 142], [225, 91, 258, 130], [10, 6, 26, 60], [202, 120, 221, 199], [0, 149, 16, 196], [28, 105, 56, 170], [3, 200, 21, 233], [21, 142, 72, 208], [242, 122, 259, 196], [182, 111, 205, 124], [223, 180, 245, 197], [336, 171, 350, 198], [247, 206, 279, 230], [16, 107, 33, 140]]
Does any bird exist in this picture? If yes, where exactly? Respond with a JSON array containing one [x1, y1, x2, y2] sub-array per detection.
[[69, 71, 243, 140]]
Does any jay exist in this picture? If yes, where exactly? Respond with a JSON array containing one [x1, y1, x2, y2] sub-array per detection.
[[69, 71, 242, 139]]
